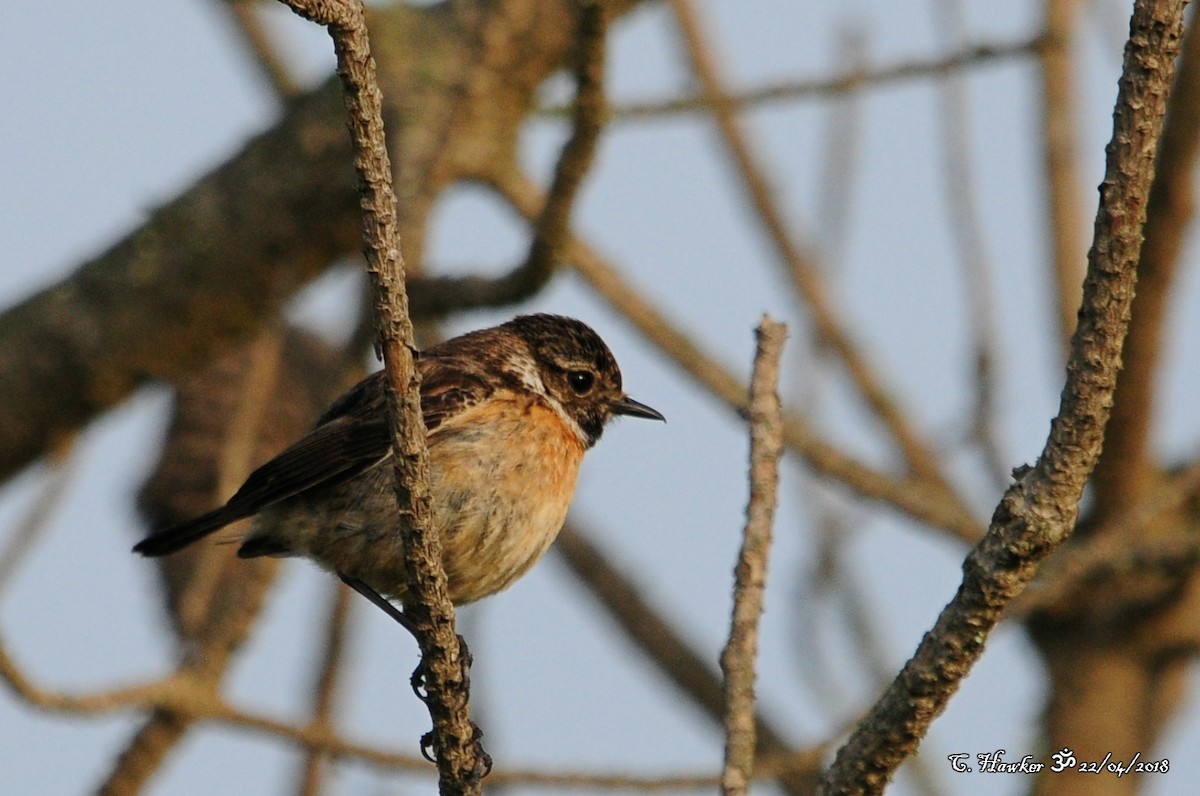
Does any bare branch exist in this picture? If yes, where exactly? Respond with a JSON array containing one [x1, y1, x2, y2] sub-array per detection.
[[222, 0, 302, 99], [555, 524, 818, 796], [1015, 459, 1200, 618], [667, 0, 969, 514], [3, 618, 835, 792], [407, 0, 609, 318], [0, 438, 77, 596], [493, 171, 985, 542], [1039, 0, 1090, 355], [820, 1, 1188, 791], [561, 36, 1045, 121], [294, 581, 354, 796], [0, 0, 602, 486], [272, 0, 482, 789], [1091, 7, 1200, 518], [96, 710, 192, 796], [721, 318, 787, 796]]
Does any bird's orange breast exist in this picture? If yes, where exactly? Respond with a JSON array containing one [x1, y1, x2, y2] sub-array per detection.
[[426, 391, 586, 603]]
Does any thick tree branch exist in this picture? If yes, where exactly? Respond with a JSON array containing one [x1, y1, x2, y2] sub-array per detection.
[[1014, 458, 1200, 618], [819, 1, 1187, 792], [0, 0, 615, 486], [0, 77, 358, 484]]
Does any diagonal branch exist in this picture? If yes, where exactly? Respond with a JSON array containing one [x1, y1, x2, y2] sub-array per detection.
[[566, 36, 1045, 121], [666, 0, 969, 514], [819, 1, 1188, 792], [222, 0, 302, 99], [406, 0, 609, 318], [492, 171, 985, 542], [1090, 7, 1200, 518]]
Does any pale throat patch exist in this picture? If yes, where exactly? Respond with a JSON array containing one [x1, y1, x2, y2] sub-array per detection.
[[510, 355, 589, 445]]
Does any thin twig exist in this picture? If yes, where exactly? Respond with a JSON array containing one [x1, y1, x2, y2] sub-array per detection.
[[1, 623, 833, 792], [222, 0, 302, 98], [294, 580, 354, 796], [1039, 0, 1090, 355], [933, 0, 1009, 492], [557, 36, 1046, 121], [720, 318, 787, 796], [271, 0, 482, 790], [667, 0, 969, 513], [819, 2, 1188, 792], [0, 438, 77, 596]]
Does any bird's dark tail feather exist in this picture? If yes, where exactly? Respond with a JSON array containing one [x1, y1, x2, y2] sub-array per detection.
[[132, 507, 244, 557]]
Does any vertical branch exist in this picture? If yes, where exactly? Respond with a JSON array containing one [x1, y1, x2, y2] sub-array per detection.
[[294, 581, 354, 796], [1039, 0, 1089, 354], [556, 523, 817, 795], [933, 0, 1009, 490], [819, 0, 1187, 792], [720, 318, 787, 796], [272, 0, 483, 792], [408, 0, 609, 318]]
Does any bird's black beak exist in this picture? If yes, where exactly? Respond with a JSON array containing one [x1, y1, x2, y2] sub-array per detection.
[[612, 396, 665, 422]]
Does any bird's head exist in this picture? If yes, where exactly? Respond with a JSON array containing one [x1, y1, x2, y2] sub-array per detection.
[[503, 314, 665, 447]]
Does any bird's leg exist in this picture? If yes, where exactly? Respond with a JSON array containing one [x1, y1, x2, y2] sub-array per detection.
[[337, 571, 489, 775], [337, 571, 418, 636], [336, 571, 432, 698]]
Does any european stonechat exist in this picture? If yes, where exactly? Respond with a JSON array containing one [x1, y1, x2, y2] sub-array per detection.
[[133, 314, 664, 608]]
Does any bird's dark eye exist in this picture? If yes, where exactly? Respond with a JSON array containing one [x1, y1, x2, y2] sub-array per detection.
[[568, 370, 595, 394]]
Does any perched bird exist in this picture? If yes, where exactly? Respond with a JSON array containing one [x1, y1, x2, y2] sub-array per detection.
[[134, 314, 663, 609]]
